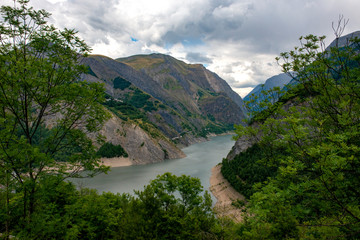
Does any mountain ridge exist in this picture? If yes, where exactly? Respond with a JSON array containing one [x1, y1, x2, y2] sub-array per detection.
[[80, 53, 247, 164]]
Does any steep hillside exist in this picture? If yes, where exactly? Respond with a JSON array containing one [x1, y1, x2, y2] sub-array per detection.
[[84, 54, 247, 137], [118, 53, 247, 120], [98, 112, 185, 164], [244, 31, 360, 115], [80, 53, 247, 164], [220, 31, 360, 238], [326, 30, 360, 49]]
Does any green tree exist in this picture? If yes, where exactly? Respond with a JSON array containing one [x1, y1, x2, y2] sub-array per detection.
[[233, 27, 360, 238], [0, 0, 109, 235], [133, 172, 219, 239], [97, 142, 128, 158]]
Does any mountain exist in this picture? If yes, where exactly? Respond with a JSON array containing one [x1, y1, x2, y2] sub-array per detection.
[[117, 53, 247, 118], [229, 30, 360, 160], [244, 73, 292, 102], [221, 31, 360, 238], [80, 53, 247, 164], [243, 73, 292, 112], [326, 30, 360, 50], [243, 31, 360, 115]]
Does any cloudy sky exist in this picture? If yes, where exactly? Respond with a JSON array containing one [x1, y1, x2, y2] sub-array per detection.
[[7, 0, 360, 97]]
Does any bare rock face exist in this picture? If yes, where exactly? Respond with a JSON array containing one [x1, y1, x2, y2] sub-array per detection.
[[226, 135, 256, 161], [99, 114, 185, 165]]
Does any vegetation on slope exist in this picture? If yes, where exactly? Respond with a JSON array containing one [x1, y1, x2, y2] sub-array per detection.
[[222, 26, 360, 239], [0, 2, 233, 239], [97, 142, 128, 158], [117, 53, 245, 137], [0, 1, 111, 237], [1, 173, 233, 239], [221, 144, 279, 199]]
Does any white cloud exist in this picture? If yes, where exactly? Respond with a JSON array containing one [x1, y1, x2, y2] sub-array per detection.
[[10, 0, 360, 98]]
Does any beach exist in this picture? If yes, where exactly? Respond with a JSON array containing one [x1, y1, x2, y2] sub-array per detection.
[[209, 164, 246, 222], [100, 157, 133, 167]]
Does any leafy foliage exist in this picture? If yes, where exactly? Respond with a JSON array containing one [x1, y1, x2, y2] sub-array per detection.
[[0, 173, 226, 239], [229, 31, 360, 239], [113, 76, 131, 90], [104, 98, 147, 121], [86, 66, 97, 78], [126, 88, 153, 109], [221, 144, 279, 198], [97, 142, 128, 158], [0, 0, 109, 235]]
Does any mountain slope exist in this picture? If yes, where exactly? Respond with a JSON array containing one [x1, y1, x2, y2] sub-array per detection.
[[243, 73, 292, 112], [221, 30, 360, 238], [244, 31, 360, 114], [118, 53, 247, 122], [326, 30, 360, 50], [80, 53, 247, 164], [244, 73, 292, 102]]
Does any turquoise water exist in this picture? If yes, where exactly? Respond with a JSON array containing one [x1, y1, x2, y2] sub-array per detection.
[[71, 135, 235, 196]]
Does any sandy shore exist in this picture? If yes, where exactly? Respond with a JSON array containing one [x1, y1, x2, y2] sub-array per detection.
[[209, 164, 246, 222], [100, 157, 133, 168]]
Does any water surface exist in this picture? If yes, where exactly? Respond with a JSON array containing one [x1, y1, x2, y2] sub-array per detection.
[[72, 135, 234, 196]]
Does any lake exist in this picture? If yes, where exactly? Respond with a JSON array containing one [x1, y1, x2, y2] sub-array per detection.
[[72, 134, 235, 198]]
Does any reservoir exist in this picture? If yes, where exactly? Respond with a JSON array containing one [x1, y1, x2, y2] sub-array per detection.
[[72, 134, 234, 197]]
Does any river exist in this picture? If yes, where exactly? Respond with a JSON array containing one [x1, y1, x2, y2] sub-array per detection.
[[72, 134, 234, 198]]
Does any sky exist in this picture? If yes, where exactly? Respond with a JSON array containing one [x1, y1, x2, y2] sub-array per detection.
[[4, 0, 360, 97]]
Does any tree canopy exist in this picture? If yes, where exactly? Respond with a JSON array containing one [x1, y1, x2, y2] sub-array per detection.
[[228, 29, 360, 239], [0, 0, 109, 236]]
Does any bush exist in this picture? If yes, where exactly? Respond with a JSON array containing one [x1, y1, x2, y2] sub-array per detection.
[[113, 76, 131, 90], [97, 142, 128, 158]]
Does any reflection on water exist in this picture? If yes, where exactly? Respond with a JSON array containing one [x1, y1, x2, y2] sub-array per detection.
[[71, 135, 234, 198]]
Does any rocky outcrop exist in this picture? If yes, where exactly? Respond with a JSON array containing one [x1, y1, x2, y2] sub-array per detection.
[[226, 135, 256, 161], [99, 113, 185, 165], [80, 53, 249, 164], [82, 53, 247, 148]]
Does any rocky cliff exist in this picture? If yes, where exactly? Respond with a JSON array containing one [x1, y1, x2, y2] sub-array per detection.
[[99, 113, 185, 165], [80, 53, 247, 164]]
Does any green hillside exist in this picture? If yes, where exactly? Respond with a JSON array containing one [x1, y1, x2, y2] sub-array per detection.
[[222, 33, 360, 238]]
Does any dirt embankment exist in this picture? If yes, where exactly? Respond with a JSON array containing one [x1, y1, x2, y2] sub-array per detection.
[[100, 157, 133, 167], [209, 164, 246, 223]]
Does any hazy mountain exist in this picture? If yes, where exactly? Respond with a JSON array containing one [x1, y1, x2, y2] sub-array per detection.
[[326, 31, 360, 50], [243, 73, 292, 112], [228, 30, 360, 160]]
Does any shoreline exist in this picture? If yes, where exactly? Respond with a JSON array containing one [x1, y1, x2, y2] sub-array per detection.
[[100, 157, 133, 168], [100, 132, 235, 168], [209, 164, 246, 222]]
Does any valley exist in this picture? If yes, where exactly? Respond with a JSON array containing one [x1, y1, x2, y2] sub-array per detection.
[[80, 53, 247, 165]]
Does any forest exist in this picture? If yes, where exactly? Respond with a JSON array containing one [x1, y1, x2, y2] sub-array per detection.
[[1, 1, 359, 239], [222, 23, 360, 239]]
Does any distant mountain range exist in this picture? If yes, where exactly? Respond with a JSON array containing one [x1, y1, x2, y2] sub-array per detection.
[[243, 73, 292, 108], [80, 53, 247, 164], [326, 31, 360, 50], [243, 31, 360, 114]]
